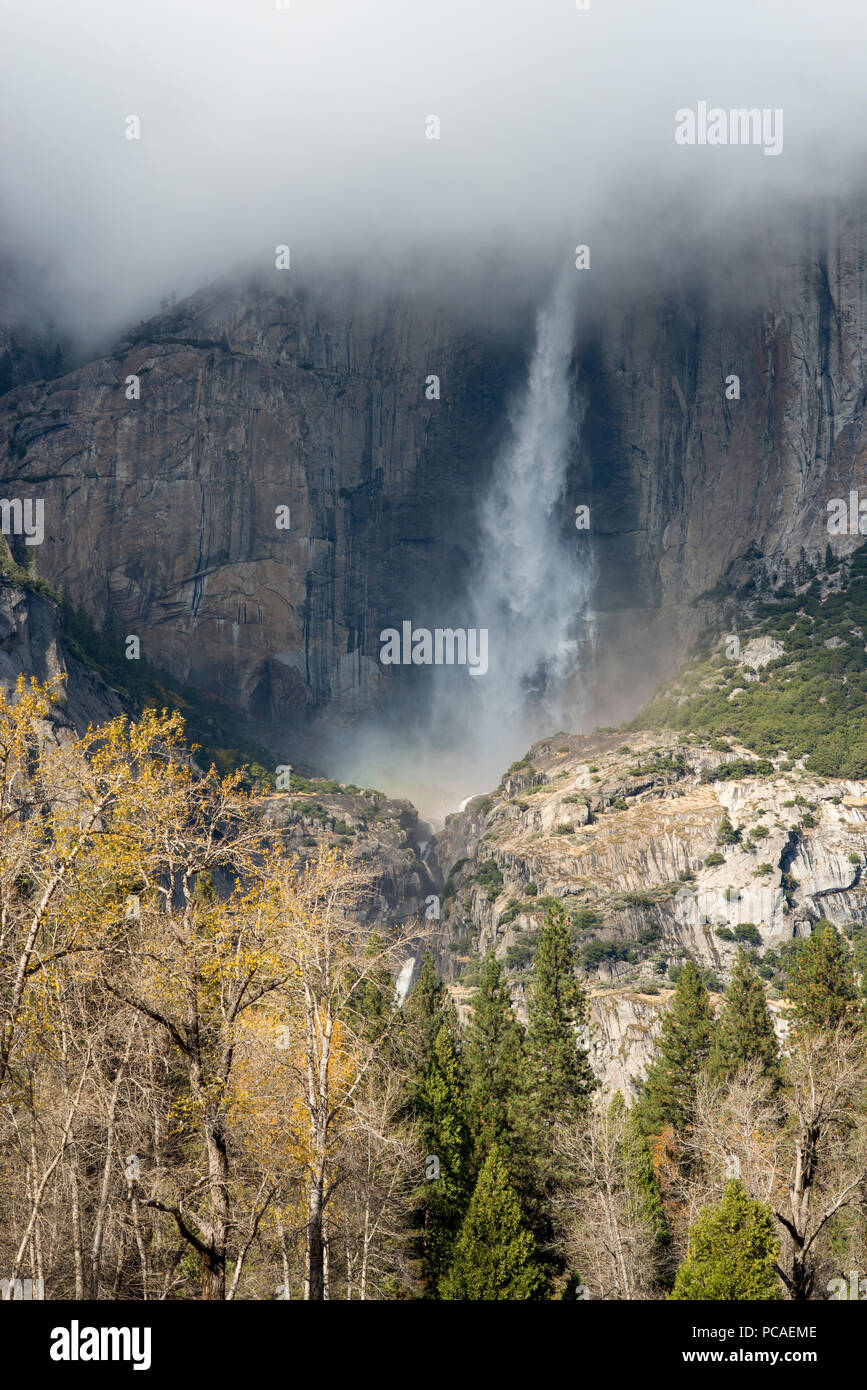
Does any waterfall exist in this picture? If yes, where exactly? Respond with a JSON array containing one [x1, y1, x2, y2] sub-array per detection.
[[468, 266, 594, 747], [333, 268, 596, 821], [394, 955, 417, 1006]]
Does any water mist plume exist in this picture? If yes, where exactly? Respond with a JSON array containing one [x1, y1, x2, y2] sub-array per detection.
[[339, 270, 596, 822]]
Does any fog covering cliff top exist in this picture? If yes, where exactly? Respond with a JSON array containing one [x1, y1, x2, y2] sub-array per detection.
[[3, 0, 867, 345], [4, 0, 867, 820]]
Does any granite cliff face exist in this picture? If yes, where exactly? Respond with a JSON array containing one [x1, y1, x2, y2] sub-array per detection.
[[3, 208, 867, 755], [259, 781, 437, 934], [7, 568, 858, 1098], [0, 571, 121, 733], [579, 202, 867, 719], [429, 727, 866, 1095], [0, 276, 523, 760]]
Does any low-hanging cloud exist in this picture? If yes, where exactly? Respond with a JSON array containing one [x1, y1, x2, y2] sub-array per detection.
[[2, 0, 867, 343]]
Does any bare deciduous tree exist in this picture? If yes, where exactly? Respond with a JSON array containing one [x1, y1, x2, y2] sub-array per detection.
[[555, 1096, 659, 1300], [685, 1033, 867, 1299]]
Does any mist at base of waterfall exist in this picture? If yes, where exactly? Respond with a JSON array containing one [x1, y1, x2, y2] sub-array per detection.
[[320, 269, 596, 825]]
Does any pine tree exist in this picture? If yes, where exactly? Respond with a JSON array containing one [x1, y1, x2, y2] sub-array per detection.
[[417, 1024, 472, 1293], [788, 920, 858, 1034], [716, 815, 740, 845], [524, 902, 595, 1137], [440, 1148, 546, 1300], [638, 960, 714, 1135], [348, 929, 394, 1044], [403, 950, 447, 1046], [464, 954, 529, 1177], [621, 1105, 672, 1273], [669, 1180, 783, 1300], [401, 950, 455, 1103], [706, 948, 782, 1088]]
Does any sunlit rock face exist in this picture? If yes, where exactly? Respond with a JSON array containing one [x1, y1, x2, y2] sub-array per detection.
[[430, 728, 867, 1094]]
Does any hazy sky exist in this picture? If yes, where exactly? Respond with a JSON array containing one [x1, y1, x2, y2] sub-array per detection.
[[3, 0, 867, 338]]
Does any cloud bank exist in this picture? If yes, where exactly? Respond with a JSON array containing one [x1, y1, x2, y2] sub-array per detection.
[[2, 0, 867, 341]]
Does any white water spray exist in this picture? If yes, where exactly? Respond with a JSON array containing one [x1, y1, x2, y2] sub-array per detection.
[[329, 270, 596, 820], [468, 266, 595, 748], [394, 956, 416, 1005]]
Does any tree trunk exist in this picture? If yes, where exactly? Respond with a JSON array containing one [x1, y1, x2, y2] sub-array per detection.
[[360, 1202, 370, 1301], [129, 1186, 150, 1300], [69, 1147, 85, 1299], [201, 1246, 225, 1301], [91, 1031, 133, 1297], [789, 1254, 814, 1301], [306, 1172, 325, 1301], [277, 1219, 291, 1300], [201, 1119, 230, 1300]]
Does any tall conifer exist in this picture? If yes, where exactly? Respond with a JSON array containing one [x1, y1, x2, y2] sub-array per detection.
[[417, 1024, 472, 1293], [788, 920, 857, 1034], [707, 948, 782, 1088], [638, 960, 714, 1135], [440, 1148, 546, 1300], [524, 902, 595, 1137], [403, 949, 452, 1076], [464, 954, 529, 1178]]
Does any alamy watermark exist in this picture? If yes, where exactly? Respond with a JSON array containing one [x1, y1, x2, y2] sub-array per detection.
[[675, 102, 783, 157], [379, 623, 488, 676], [1, 1277, 44, 1300], [827, 491, 867, 534], [50, 1321, 151, 1370], [0, 498, 43, 546], [827, 1271, 867, 1299]]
